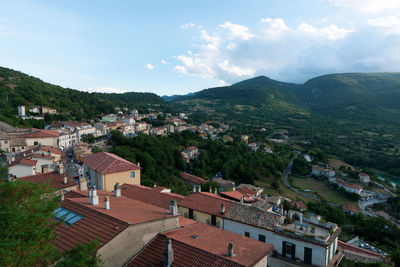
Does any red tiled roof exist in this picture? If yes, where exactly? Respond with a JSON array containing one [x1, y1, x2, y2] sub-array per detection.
[[121, 184, 185, 209], [346, 183, 362, 190], [68, 190, 174, 224], [186, 146, 198, 151], [22, 129, 59, 138], [338, 241, 385, 259], [9, 157, 37, 167], [178, 216, 197, 227], [292, 200, 307, 210], [31, 153, 54, 160], [179, 192, 235, 217], [220, 191, 251, 202], [128, 222, 273, 267], [55, 199, 128, 252], [181, 172, 206, 185], [39, 146, 63, 155], [343, 206, 360, 214], [237, 187, 255, 196], [19, 171, 77, 190], [83, 152, 140, 174]]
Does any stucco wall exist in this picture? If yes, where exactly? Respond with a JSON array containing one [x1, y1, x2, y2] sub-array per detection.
[[26, 137, 58, 147], [9, 164, 35, 177], [223, 219, 330, 267], [103, 169, 141, 191], [253, 255, 268, 267], [179, 207, 223, 228], [31, 157, 53, 173], [97, 216, 179, 267]]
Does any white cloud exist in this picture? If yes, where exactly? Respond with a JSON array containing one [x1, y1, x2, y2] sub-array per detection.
[[219, 21, 254, 40], [328, 0, 400, 13], [161, 59, 167, 64], [218, 80, 230, 86], [180, 22, 195, 29], [86, 86, 127, 93], [173, 17, 400, 84], [145, 63, 154, 70]]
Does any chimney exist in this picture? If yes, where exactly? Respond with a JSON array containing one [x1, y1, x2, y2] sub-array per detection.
[[197, 185, 201, 192], [114, 183, 121, 197], [90, 186, 99, 205], [58, 163, 64, 174], [79, 177, 87, 191], [153, 182, 157, 188], [214, 188, 218, 194], [240, 196, 244, 204], [60, 190, 64, 201], [209, 186, 212, 193], [192, 185, 196, 193], [63, 176, 68, 184], [163, 238, 174, 267], [170, 200, 178, 216], [104, 196, 110, 210], [137, 162, 140, 167], [227, 242, 235, 257], [299, 213, 303, 224], [232, 186, 236, 191], [221, 203, 225, 214]]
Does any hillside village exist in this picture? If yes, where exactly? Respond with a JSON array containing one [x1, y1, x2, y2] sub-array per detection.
[[0, 105, 397, 266]]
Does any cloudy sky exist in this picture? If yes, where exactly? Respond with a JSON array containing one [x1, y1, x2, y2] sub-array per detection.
[[1, 0, 400, 95]]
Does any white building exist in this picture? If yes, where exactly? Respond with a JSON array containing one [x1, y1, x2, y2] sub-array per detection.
[[8, 158, 37, 177], [76, 127, 96, 143], [18, 106, 25, 117]]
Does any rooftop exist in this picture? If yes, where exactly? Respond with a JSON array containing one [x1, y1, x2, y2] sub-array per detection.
[[181, 172, 206, 185], [128, 222, 274, 267], [19, 171, 77, 190], [121, 184, 185, 209], [179, 192, 235, 217], [9, 157, 37, 167], [22, 129, 59, 138], [83, 152, 140, 174]]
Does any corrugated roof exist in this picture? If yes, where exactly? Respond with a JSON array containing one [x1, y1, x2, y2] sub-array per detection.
[[128, 222, 274, 267], [83, 152, 140, 174]]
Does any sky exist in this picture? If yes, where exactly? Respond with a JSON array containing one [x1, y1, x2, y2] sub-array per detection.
[[1, 0, 400, 95]]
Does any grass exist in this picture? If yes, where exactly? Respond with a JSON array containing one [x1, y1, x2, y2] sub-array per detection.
[[290, 176, 358, 207]]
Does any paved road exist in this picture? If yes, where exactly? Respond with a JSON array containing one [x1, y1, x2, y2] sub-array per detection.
[[358, 198, 388, 211], [281, 155, 340, 207]]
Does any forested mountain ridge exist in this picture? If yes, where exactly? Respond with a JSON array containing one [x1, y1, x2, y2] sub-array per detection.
[[0, 67, 165, 125]]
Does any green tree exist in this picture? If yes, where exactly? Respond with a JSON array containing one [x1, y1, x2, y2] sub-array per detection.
[[56, 240, 103, 267]]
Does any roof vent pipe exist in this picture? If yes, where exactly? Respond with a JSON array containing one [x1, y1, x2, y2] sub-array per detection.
[[114, 183, 121, 197]]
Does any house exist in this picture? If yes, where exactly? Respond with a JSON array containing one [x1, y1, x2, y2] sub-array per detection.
[[182, 146, 199, 160], [18, 106, 25, 117], [0, 132, 10, 152], [223, 135, 234, 143], [127, 221, 274, 267], [336, 179, 363, 195], [41, 106, 57, 114], [180, 172, 206, 187], [248, 142, 259, 151], [359, 173, 370, 183], [179, 191, 235, 228], [343, 206, 360, 215], [57, 187, 179, 267], [223, 204, 342, 267], [241, 135, 249, 144], [212, 177, 235, 191], [291, 200, 308, 212], [101, 114, 117, 122], [74, 143, 92, 162], [76, 126, 97, 143], [83, 152, 141, 191], [264, 145, 273, 154], [312, 165, 336, 178], [8, 158, 37, 177], [220, 190, 257, 203], [18, 170, 77, 194], [338, 241, 386, 264], [121, 183, 185, 209], [238, 183, 264, 197], [58, 129, 77, 150], [22, 129, 59, 148], [30, 153, 55, 173]]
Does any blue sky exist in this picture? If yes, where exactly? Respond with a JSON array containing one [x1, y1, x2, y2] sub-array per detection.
[[1, 0, 400, 95]]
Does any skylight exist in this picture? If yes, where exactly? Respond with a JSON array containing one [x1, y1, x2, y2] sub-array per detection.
[[54, 207, 83, 226]]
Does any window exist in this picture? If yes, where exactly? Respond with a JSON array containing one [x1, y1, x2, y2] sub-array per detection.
[[258, 234, 266, 242], [304, 247, 312, 264], [54, 207, 83, 226], [282, 241, 296, 260], [34, 141, 38, 145], [245, 232, 250, 238], [130, 171, 135, 178], [189, 209, 194, 219], [211, 215, 217, 226], [4, 140, 7, 144]]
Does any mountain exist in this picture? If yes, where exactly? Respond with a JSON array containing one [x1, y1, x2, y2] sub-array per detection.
[[0, 67, 165, 125], [162, 92, 194, 102], [295, 73, 400, 122]]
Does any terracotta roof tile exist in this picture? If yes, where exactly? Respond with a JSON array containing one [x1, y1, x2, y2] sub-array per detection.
[[179, 192, 235, 217], [9, 157, 37, 167], [39, 146, 63, 155], [19, 171, 77, 190], [31, 153, 54, 160], [181, 172, 206, 185], [83, 152, 140, 174], [128, 222, 273, 267], [338, 241, 385, 259], [22, 129, 59, 138], [121, 184, 185, 209]]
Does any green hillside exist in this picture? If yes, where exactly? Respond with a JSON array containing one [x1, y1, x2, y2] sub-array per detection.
[[296, 73, 400, 122], [0, 67, 165, 126]]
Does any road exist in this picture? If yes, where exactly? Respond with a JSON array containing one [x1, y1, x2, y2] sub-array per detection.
[[281, 155, 340, 207]]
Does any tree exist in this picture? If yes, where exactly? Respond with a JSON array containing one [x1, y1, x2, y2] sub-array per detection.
[[56, 240, 103, 267], [81, 134, 95, 144], [0, 180, 103, 267]]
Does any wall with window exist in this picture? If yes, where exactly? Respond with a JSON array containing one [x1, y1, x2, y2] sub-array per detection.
[[179, 207, 223, 228], [103, 169, 141, 191]]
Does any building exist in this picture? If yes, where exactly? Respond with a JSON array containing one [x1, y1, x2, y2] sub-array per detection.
[[180, 172, 206, 187], [248, 142, 259, 151], [8, 158, 37, 177], [41, 106, 57, 115], [343, 206, 360, 215], [22, 129, 59, 148], [182, 146, 199, 160], [312, 165, 336, 178], [359, 173, 370, 183], [127, 221, 274, 267], [18, 170, 77, 194], [18, 106, 25, 117], [56, 187, 179, 267], [220, 189, 257, 203], [336, 179, 363, 195], [212, 177, 235, 191], [179, 191, 235, 228], [30, 153, 55, 173], [291, 200, 308, 212], [83, 152, 141, 191], [223, 135, 234, 143]]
